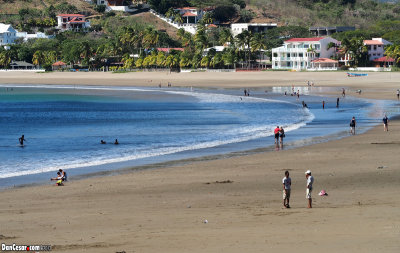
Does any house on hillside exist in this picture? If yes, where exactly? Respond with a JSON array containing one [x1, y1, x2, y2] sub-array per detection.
[[231, 23, 277, 36], [56, 14, 91, 31], [364, 38, 392, 61], [0, 23, 17, 46], [174, 7, 204, 24], [272, 37, 339, 70], [309, 26, 355, 37], [157, 48, 184, 54], [96, 0, 137, 12]]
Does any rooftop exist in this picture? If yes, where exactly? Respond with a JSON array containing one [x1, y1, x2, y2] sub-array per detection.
[[285, 37, 325, 43], [372, 56, 394, 62], [57, 14, 85, 17], [364, 40, 384, 45]]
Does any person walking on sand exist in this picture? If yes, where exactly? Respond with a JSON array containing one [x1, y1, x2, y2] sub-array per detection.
[[305, 170, 314, 208], [383, 115, 389, 132], [283, 170, 291, 208], [274, 126, 280, 144], [350, 116, 356, 135]]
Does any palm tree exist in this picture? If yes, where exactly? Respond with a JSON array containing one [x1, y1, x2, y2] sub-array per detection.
[[385, 44, 400, 66], [250, 33, 267, 68], [174, 14, 184, 24], [143, 27, 159, 49], [236, 30, 252, 68], [194, 29, 208, 53], [219, 28, 234, 46], [79, 40, 93, 67], [32, 50, 45, 67], [0, 51, 11, 68], [200, 56, 211, 68]]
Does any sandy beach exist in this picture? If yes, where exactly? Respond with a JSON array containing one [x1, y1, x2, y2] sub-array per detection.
[[0, 71, 400, 252]]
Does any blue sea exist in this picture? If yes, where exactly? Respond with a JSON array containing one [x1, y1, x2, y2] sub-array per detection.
[[0, 85, 398, 188]]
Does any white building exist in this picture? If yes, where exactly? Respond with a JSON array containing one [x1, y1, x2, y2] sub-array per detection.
[[56, 14, 91, 31], [96, 0, 137, 12], [364, 38, 392, 61], [272, 37, 339, 70], [16, 32, 53, 41], [231, 23, 277, 36], [0, 23, 17, 46], [174, 7, 204, 24]]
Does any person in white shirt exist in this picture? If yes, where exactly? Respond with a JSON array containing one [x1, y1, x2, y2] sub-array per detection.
[[282, 170, 291, 208], [305, 170, 314, 208]]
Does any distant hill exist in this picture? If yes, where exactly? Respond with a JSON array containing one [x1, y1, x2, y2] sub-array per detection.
[[0, 0, 95, 15], [246, 0, 400, 29]]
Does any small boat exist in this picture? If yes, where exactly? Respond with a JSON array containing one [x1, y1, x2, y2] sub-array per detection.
[[347, 73, 368, 77]]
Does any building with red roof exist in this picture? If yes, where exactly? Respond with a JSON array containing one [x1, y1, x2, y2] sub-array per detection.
[[363, 38, 392, 61], [157, 48, 184, 53], [56, 14, 90, 31], [371, 56, 394, 68], [174, 7, 204, 24], [272, 37, 339, 70]]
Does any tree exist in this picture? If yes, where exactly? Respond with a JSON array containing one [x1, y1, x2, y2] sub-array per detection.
[[250, 33, 267, 67], [142, 27, 159, 49], [32, 50, 45, 66], [219, 28, 234, 46], [385, 44, 400, 66], [79, 40, 93, 67], [236, 30, 252, 68], [0, 51, 11, 68], [200, 56, 211, 68]]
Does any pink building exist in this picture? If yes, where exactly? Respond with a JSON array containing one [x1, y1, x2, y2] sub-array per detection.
[[364, 38, 392, 61]]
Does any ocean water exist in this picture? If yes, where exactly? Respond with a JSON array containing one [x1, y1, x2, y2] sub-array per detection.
[[0, 85, 398, 187]]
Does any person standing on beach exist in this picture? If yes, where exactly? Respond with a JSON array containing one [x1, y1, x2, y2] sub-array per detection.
[[350, 116, 356, 135], [322, 100, 325, 109], [279, 127, 285, 147], [342, 88, 346, 97], [274, 126, 280, 144], [282, 171, 291, 208], [397, 89, 399, 100], [383, 115, 389, 132], [305, 170, 314, 208], [19, 135, 26, 146]]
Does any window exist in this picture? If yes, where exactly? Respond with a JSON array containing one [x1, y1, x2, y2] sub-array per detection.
[[316, 53, 320, 57], [273, 53, 278, 57], [304, 44, 309, 48], [287, 53, 290, 58], [315, 44, 320, 50], [299, 53, 303, 57]]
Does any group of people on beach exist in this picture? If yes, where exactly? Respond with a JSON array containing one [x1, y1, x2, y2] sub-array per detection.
[[282, 170, 314, 209], [50, 169, 67, 186], [274, 126, 285, 146]]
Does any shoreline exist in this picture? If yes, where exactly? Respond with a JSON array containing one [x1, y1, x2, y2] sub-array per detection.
[[1, 72, 400, 252], [0, 84, 393, 189]]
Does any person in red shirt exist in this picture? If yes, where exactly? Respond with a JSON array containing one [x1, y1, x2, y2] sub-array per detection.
[[274, 126, 280, 144]]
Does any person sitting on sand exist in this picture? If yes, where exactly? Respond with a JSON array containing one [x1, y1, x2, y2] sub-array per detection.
[[59, 169, 67, 182], [51, 172, 64, 186], [101, 140, 106, 144], [114, 139, 119, 145], [282, 170, 291, 208], [305, 170, 314, 208]]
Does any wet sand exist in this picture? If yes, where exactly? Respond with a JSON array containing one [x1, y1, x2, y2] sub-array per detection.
[[0, 71, 400, 252]]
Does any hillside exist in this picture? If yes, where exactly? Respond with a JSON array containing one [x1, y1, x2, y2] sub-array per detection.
[[246, 0, 400, 28], [130, 12, 180, 39], [0, 0, 95, 15]]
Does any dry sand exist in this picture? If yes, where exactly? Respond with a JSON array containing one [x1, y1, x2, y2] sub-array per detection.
[[0, 71, 400, 252]]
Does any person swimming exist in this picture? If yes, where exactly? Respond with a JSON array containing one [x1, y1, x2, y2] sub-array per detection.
[[101, 140, 106, 144], [19, 135, 26, 146], [114, 139, 119, 145]]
